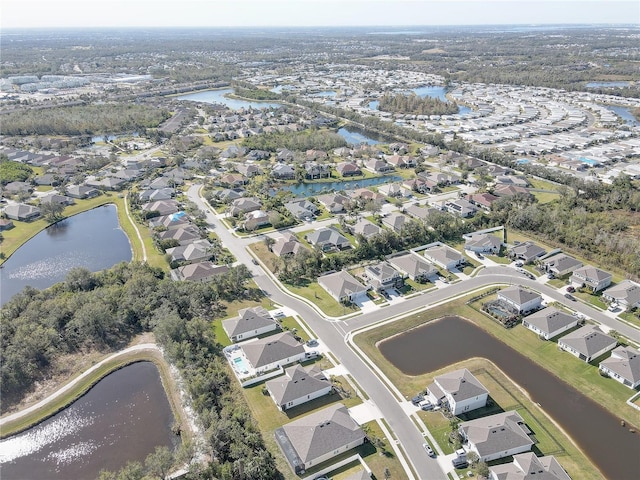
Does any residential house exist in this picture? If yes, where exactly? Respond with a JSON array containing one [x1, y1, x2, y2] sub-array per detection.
[[498, 286, 543, 314], [493, 184, 532, 198], [170, 261, 230, 282], [159, 225, 202, 246], [489, 453, 571, 480], [459, 411, 534, 462], [276, 148, 295, 162], [467, 192, 499, 211], [275, 403, 366, 475], [558, 325, 617, 362], [336, 162, 362, 177], [235, 163, 262, 177], [382, 212, 409, 233], [3, 204, 41, 221], [304, 162, 331, 179], [404, 204, 437, 222], [602, 280, 640, 310], [141, 199, 180, 216], [427, 368, 489, 415], [423, 244, 465, 271], [149, 212, 190, 230], [443, 198, 477, 218], [40, 193, 75, 207], [266, 364, 332, 411], [240, 331, 306, 374], [243, 210, 271, 231], [86, 177, 127, 191], [318, 270, 368, 303], [306, 226, 351, 251], [522, 307, 579, 340], [348, 188, 386, 206], [285, 199, 319, 220], [272, 233, 307, 257], [219, 173, 247, 188], [316, 193, 350, 213], [139, 188, 174, 202], [352, 218, 382, 240], [599, 346, 640, 389], [222, 306, 278, 343], [543, 254, 583, 277], [388, 252, 438, 282], [216, 188, 244, 203], [364, 158, 394, 174], [66, 185, 100, 199], [389, 142, 409, 154], [229, 197, 262, 217], [570, 266, 613, 293], [404, 177, 437, 194], [0, 219, 14, 230], [3, 181, 33, 195], [509, 241, 546, 264], [496, 175, 529, 187], [464, 234, 503, 254], [426, 172, 461, 186], [364, 262, 404, 292], [272, 163, 296, 180]]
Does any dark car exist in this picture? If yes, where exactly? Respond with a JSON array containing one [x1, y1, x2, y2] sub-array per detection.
[[566, 286, 575, 293], [475, 252, 483, 259], [564, 293, 576, 301], [411, 394, 425, 405]]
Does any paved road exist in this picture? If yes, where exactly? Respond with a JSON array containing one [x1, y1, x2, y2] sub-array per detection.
[[187, 185, 640, 479]]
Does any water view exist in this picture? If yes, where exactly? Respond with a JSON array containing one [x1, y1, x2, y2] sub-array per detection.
[[337, 126, 388, 145], [0, 205, 132, 305], [279, 174, 402, 197], [176, 88, 282, 110], [586, 81, 630, 88], [607, 105, 640, 126], [0, 362, 178, 480], [378, 316, 639, 480]]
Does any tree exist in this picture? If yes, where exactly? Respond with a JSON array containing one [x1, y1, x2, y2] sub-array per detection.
[[40, 201, 66, 222], [476, 460, 490, 478], [466, 450, 479, 466], [144, 446, 174, 480]]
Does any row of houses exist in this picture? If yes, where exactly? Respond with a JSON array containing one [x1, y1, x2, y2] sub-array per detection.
[[425, 368, 570, 479]]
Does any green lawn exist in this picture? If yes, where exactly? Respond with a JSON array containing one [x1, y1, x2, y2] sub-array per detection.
[[619, 310, 640, 329], [278, 316, 311, 342], [285, 281, 356, 317]]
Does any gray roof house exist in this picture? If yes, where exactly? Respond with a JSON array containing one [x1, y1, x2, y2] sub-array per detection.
[[266, 364, 332, 411], [222, 306, 278, 343], [490, 452, 571, 480], [522, 307, 579, 340], [404, 204, 435, 221], [272, 163, 296, 180], [558, 325, 617, 363], [66, 185, 100, 199], [165, 239, 212, 264], [382, 211, 409, 232], [3, 204, 41, 221], [170, 261, 230, 282], [464, 233, 503, 254], [388, 252, 438, 282], [543, 254, 583, 277], [352, 218, 382, 239], [459, 410, 534, 462], [241, 331, 306, 374], [141, 199, 180, 216], [427, 368, 488, 416], [275, 403, 366, 475], [498, 286, 543, 314], [602, 280, 640, 309], [364, 261, 404, 291], [599, 346, 640, 389], [229, 197, 262, 217], [272, 233, 307, 257], [423, 243, 465, 271], [318, 270, 368, 304], [444, 198, 477, 218], [158, 224, 202, 246], [570, 266, 612, 293], [285, 199, 319, 220], [306, 226, 351, 251], [509, 241, 546, 263], [316, 193, 350, 213]]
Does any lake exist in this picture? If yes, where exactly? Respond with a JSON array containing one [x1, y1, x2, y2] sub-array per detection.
[[176, 88, 281, 110], [0, 362, 178, 479], [586, 81, 629, 88], [606, 105, 640, 127], [0, 205, 132, 306], [378, 316, 640, 480], [280, 175, 402, 197]]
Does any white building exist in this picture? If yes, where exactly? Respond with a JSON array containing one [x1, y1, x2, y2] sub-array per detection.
[[427, 368, 488, 415], [265, 364, 332, 411], [599, 346, 640, 389], [522, 307, 579, 340]]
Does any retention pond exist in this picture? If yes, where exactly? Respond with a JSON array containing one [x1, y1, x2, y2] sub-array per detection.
[[378, 316, 640, 479]]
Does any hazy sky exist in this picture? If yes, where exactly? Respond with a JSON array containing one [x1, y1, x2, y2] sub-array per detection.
[[2, 0, 639, 29]]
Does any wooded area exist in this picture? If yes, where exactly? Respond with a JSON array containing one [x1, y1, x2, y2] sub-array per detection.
[[378, 92, 459, 116]]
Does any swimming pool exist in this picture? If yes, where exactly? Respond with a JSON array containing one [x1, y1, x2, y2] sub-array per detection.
[[579, 157, 598, 166], [233, 356, 250, 372]]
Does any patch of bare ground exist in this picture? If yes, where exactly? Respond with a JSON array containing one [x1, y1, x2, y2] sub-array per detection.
[[422, 48, 446, 54]]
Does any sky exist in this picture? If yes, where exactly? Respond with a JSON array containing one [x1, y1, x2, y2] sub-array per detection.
[[1, 0, 639, 29]]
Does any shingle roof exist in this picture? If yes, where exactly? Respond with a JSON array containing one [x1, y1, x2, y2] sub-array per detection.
[[599, 346, 640, 385], [559, 325, 617, 358], [266, 364, 331, 406], [318, 270, 367, 300], [388, 253, 438, 279], [571, 265, 612, 283], [223, 306, 277, 339], [279, 403, 365, 464], [242, 331, 304, 368], [435, 368, 488, 402], [423, 244, 464, 266], [499, 286, 541, 306], [490, 452, 572, 480], [460, 411, 533, 459], [603, 280, 640, 306], [524, 307, 577, 336]]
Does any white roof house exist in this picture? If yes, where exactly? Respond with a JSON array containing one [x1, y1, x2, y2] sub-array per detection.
[[498, 287, 543, 314]]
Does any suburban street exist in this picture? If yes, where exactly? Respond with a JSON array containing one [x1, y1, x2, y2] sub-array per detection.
[[187, 184, 640, 480]]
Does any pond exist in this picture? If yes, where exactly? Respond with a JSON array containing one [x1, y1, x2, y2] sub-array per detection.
[[0, 362, 178, 479], [176, 88, 282, 110], [337, 126, 389, 145], [0, 205, 132, 306], [586, 81, 630, 88], [278, 175, 402, 197], [378, 316, 640, 480]]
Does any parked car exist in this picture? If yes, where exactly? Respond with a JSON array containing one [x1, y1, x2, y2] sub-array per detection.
[[475, 252, 483, 259], [423, 443, 436, 457], [251, 258, 259, 265], [566, 286, 575, 293], [608, 303, 619, 312], [452, 458, 469, 468], [306, 339, 319, 347], [547, 272, 555, 279], [420, 400, 435, 411], [564, 293, 576, 301], [515, 261, 524, 267], [411, 394, 425, 405]]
